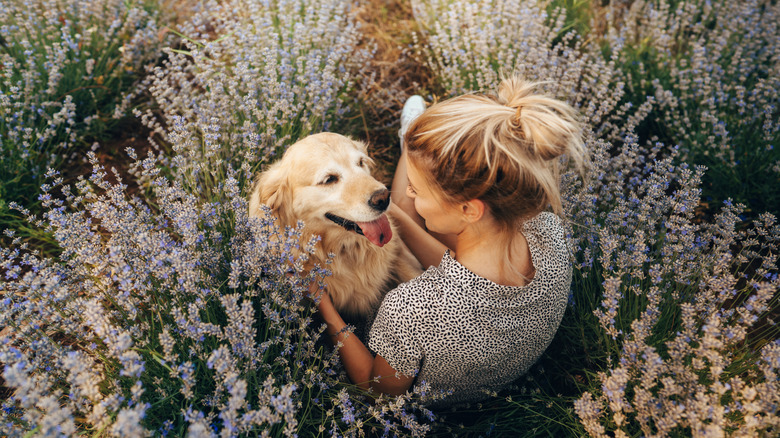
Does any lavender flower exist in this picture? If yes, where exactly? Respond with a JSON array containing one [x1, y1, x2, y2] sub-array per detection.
[[135, 0, 372, 198]]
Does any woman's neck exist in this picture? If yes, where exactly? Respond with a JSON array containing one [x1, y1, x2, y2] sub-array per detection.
[[454, 221, 534, 287]]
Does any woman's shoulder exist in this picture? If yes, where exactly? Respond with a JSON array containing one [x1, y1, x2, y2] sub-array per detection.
[[524, 211, 564, 234], [522, 212, 571, 287], [383, 267, 436, 299], [523, 212, 568, 256]]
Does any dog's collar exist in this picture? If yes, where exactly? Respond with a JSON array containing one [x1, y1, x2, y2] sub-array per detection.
[[325, 213, 364, 235]]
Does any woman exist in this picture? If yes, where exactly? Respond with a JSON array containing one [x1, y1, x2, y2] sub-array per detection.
[[310, 76, 585, 407]]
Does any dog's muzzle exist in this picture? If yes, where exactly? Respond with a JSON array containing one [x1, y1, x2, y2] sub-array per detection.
[[325, 213, 364, 235], [325, 212, 393, 247]]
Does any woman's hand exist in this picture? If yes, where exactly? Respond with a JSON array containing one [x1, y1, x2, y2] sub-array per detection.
[[306, 276, 415, 396], [387, 199, 450, 269], [307, 280, 333, 311]]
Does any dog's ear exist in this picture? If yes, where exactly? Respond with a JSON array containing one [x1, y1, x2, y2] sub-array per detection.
[[249, 164, 294, 225]]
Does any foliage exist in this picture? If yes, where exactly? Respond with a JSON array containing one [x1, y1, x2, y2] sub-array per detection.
[[601, 0, 780, 216], [1, 156, 436, 436], [411, 0, 780, 435], [1, 0, 778, 436], [137, 0, 373, 199], [0, 0, 165, 240], [410, 0, 654, 143], [2, 0, 435, 436]]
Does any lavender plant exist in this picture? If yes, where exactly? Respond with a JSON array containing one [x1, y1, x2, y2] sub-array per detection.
[[1, 153, 437, 436], [565, 4, 780, 429], [136, 0, 373, 199], [3, 0, 779, 435], [410, 0, 654, 142], [0, 0, 164, 246], [411, 0, 780, 436], [1, 0, 442, 435], [566, 136, 780, 436], [602, 0, 780, 214]]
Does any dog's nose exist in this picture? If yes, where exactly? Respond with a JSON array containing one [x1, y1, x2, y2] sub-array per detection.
[[368, 188, 390, 211]]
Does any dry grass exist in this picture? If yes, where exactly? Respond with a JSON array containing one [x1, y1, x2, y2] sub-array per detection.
[[347, 0, 436, 183]]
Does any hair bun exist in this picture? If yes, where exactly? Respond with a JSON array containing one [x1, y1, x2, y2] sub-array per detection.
[[497, 76, 533, 108], [512, 105, 523, 128], [497, 77, 579, 162]]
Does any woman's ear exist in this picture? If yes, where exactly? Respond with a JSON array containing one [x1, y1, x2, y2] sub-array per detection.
[[461, 199, 486, 223]]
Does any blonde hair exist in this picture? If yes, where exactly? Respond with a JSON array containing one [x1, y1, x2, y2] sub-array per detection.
[[404, 77, 585, 233]]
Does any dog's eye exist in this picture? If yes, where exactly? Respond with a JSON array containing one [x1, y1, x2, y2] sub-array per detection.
[[320, 174, 339, 185], [358, 158, 366, 168]]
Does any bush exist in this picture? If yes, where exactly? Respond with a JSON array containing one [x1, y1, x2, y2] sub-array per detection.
[[410, 0, 780, 435], [0, 0, 165, 248], [136, 0, 373, 199], [1, 0, 438, 436], [603, 0, 780, 216], [410, 0, 653, 142], [1, 0, 778, 436], [1, 154, 439, 436]]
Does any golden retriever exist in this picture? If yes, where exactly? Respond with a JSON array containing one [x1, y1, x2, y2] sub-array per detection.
[[248, 132, 422, 318]]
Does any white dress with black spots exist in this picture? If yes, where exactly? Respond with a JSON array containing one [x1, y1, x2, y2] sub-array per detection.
[[368, 212, 572, 407]]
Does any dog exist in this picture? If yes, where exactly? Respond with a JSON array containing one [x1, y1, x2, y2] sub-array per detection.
[[249, 132, 422, 319]]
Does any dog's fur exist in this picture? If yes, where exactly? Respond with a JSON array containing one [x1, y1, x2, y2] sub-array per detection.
[[249, 132, 422, 318]]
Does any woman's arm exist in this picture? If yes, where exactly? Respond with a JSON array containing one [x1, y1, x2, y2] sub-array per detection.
[[388, 202, 452, 269], [390, 151, 457, 267], [311, 283, 415, 395]]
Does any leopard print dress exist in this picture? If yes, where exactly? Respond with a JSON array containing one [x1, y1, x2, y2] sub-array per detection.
[[368, 212, 572, 408]]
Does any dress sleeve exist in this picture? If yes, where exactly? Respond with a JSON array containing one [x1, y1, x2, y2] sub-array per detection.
[[367, 282, 425, 377]]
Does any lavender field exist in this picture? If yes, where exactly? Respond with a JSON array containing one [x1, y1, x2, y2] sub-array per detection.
[[1, 0, 778, 436]]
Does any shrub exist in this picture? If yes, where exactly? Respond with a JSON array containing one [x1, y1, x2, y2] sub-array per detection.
[[2, 0, 778, 436], [410, 0, 780, 435], [136, 0, 373, 199], [602, 0, 780, 215], [0, 155, 437, 436], [567, 137, 780, 436], [410, 0, 654, 142], [0, 0, 164, 231], [1, 0, 440, 436]]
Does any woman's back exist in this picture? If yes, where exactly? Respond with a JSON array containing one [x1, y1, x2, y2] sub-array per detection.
[[369, 212, 572, 407]]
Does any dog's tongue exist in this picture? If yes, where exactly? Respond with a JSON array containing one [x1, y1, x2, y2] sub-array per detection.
[[357, 214, 392, 247]]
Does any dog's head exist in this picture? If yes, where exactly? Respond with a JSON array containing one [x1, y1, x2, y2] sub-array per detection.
[[249, 132, 393, 246]]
